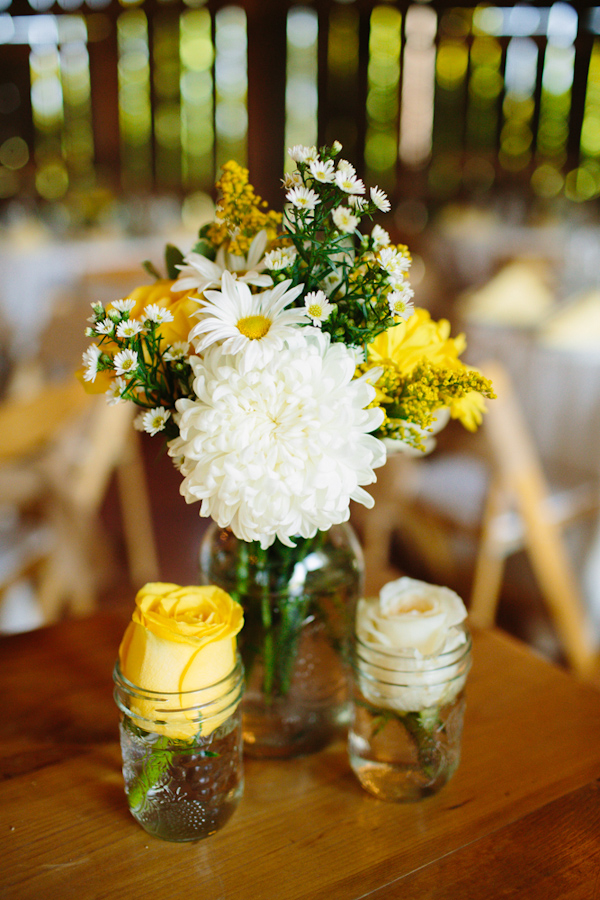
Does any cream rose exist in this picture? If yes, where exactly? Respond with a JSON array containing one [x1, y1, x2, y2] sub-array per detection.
[[355, 577, 470, 713], [118, 582, 244, 740]]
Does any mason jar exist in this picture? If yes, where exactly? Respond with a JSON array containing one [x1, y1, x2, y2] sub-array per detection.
[[348, 626, 472, 801], [113, 654, 244, 841]]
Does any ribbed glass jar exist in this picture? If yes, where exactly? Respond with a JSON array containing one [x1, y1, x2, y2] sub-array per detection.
[[348, 626, 472, 801], [113, 655, 244, 841], [199, 523, 364, 758]]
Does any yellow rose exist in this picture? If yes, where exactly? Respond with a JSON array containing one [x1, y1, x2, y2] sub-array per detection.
[[118, 582, 244, 740], [120, 280, 200, 346]]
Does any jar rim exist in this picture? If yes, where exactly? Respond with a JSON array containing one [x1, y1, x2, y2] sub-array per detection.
[[353, 625, 471, 666], [112, 653, 244, 702]]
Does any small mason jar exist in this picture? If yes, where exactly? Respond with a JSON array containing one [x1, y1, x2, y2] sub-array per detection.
[[113, 655, 244, 842], [348, 626, 472, 802]]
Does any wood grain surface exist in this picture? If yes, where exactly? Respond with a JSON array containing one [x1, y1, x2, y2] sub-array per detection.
[[2, 614, 600, 900]]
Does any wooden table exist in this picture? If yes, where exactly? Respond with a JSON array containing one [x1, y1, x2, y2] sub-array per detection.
[[2, 612, 600, 900]]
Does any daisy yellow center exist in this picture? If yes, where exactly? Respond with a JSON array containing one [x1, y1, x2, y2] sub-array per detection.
[[308, 304, 322, 318], [237, 315, 271, 340]]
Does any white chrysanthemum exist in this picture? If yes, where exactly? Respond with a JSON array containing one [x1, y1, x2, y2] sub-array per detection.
[[144, 304, 174, 324], [309, 158, 336, 183], [387, 285, 415, 320], [332, 206, 360, 234], [189, 270, 308, 372], [142, 406, 171, 436], [335, 170, 365, 195], [337, 159, 356, 175], [286, 185, 321, 210], [82, 344, 102, 383], [116, 319, 144, 339], [304, 290, 334, 326], [282, 171, 303, 189], [110, 299, 136, 315], [169, 332, 386, 548], [113, 348, 138, 375], [371, 224, 390, 248], [163, 341, 189, 361], [105, 376, 128, 406], [264, 246, 298, 270], [370, 186, 391, 212], [173, 229, 272, 295]]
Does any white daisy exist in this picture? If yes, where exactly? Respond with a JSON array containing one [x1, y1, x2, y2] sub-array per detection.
[[264, 246, 298, 270], [371, 224, 390, 248], [286, 185, 321, 211], [387, 285, 415, 320], [144, 304, 175, 324], [169, 331, 386, 548], [113, 348, 139, 375], [189, 270, 308, 371], [282, 171, 303, 189], [304, 290, 334, 327], [105, 376, 128, 406], [309, 158, 336, 183], [110, 298, 136, 315], [142, 406, 171, 436], [95, 318, 114, 335], [116, 319, 144, 339], [173, 229, 272, 295], [82, 344, 102, 383], [370, 186, 391, 212], [163, 341, 190, 361], [335, 170, 366, 195], [332, 206, 360, 234]]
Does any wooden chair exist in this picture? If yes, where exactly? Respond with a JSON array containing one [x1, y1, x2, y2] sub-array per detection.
[[354, 361, 599, 679], [0, 378, 159, 625]]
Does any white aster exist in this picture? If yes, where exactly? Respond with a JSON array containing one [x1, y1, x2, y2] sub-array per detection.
[[95, 318, 114, 335], [189, 270, 308, 371], [169, 332, 386, 548], [173, 229, 272, 294], [163, 341, 189, 361], [378, 246, 411, 278], [335, 169, 366, 195], [337, 159, 356, 175], [332, 206, 360, 234], [309, 158, 336, 183], [370, 186, 391, 212], [142, 406, 171, 436], [288, 144, 318, 163], [82, 344, 102, 383], [144, 304, 174, 324], [113, 348, 139, 375], [371, 224, 390, 248], [286, 185, 321, 211], [282, 171, 303, 189], [105, 376, 128, 406], [116, 319, 144, 339], [387, 285, 415, 320], [110, 298, 136, 315], [264, 246, 298, 271], [348, 195, 367, 211], [304, 290, 334, 327]]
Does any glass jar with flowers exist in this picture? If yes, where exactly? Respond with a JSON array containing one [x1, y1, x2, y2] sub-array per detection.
[[113, 583, 245, 841], [81, 141, 493, 759], [348, 577, 472, 801]]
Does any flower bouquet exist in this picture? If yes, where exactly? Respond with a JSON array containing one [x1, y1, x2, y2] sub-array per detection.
[[82, 141, 493, 756]]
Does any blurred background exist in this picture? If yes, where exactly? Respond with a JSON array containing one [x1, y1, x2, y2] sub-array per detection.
[[1, 0, 599, 677]]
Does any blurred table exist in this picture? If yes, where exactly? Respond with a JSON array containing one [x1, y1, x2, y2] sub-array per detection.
[[2, 612, 600, 899]]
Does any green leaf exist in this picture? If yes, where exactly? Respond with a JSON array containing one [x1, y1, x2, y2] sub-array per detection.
[[191, 239, 216, 260], [165, 243, 185, 280], [142, 259, 163, 281]]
